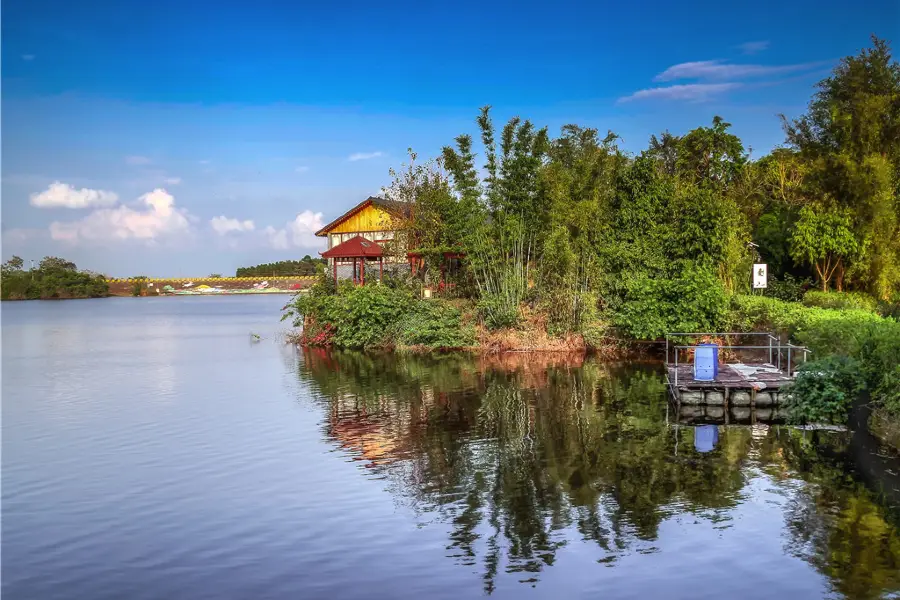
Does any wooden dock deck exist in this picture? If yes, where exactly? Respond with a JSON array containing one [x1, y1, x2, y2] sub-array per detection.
[[667, 363, 793, 391]]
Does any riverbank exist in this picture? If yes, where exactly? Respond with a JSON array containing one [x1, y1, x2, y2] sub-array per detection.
[[107, 276, 316, 297], [284, 284, 900, 450]]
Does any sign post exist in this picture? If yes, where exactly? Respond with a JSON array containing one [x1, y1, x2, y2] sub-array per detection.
[[752, 264, 767, 290]]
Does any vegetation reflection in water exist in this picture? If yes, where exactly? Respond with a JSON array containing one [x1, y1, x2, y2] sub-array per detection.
[[296, 349, 900, 598]]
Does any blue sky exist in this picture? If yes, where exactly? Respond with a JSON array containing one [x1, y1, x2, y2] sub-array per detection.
[[2, 0, 897, 276]]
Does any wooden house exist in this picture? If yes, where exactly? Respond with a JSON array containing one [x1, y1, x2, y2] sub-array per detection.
[[316, 195, 464, 286], [315, 196, 410, 282]]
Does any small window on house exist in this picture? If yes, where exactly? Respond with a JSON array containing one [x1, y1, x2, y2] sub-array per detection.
[[330, 234, 340, 248]]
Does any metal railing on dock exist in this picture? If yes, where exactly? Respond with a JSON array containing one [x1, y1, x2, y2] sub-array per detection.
[[664, 332, 811, 389]]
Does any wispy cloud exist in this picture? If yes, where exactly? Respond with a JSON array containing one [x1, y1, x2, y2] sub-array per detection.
[[210, 216, 255, 235], [21, 54, 35, 61], [164, 177, 182, 185], [125, 155, 152, 166], [738, 41, 770, 55], [348, 151, 384, 162], [618, 83, 741, 103], [654, 59, 821, 82], [295, 166, 310, 173], [30, 182, 119, 209], [198, 159, 211, 165]]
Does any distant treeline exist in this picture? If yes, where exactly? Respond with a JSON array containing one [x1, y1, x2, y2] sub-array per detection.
[[236, 257, 325, 277], [1, 256, 109, 300]]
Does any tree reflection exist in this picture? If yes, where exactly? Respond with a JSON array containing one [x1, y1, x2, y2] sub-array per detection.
[[296, 349, 900, 597]]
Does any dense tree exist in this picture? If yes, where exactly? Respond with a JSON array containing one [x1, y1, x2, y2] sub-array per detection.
[[783, 35, 900, 299], [1, 256, 108, 300], [236, 257, 324, 277], [377, 36, 898, 332]]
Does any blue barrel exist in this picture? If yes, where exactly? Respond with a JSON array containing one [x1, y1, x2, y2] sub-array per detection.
[[694, 425, 719, 453], [694, 343, 719, 381]]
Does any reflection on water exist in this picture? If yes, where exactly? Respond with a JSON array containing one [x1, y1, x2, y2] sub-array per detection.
[[4, 299, 900, 600], [298, 349, 900, 599]]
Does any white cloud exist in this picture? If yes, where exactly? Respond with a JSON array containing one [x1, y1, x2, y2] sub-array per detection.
[[265, 210, 324, 249], [30, 182, 119, 209], [49, 189, 190, 243], [21, 54, 35, 61], [295, 166, 310, 173], [738, 41, 770, 55], [264, 226, 290, 250], [125, 155, 152, 166], [348, 151, 384, 162], [618, 83, 741, 103], [210, 216, 255, 235], [164, 177, 182, 185], [198, 159, 211, 165], [654, 60, 820, 82]]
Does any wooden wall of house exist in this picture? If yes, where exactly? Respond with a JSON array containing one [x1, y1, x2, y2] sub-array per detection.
[[328, 204, 396, 234]]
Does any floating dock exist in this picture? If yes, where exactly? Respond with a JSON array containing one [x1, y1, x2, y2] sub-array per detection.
[[664, 332, 810, 423]]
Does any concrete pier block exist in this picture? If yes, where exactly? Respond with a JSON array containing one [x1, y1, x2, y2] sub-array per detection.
[[732, 407, 751, 421], [731, 391, 751, 406], [755, 408, 773, 421], [755, 392, 773, 407], [680, 405, 704, 418], [706, 406, 725, 419], [681, 391, 703, 405], [705, 391, 725, 406]]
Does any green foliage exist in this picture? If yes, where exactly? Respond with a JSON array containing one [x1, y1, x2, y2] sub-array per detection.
[[236, 257, 324, 277], [784, 357, 862, 424], [802, 290, 877, 312], [756, 210, 795, 276], [394, 300, 475, 349], [790, 205, 859, 291], [766, 273, 811, 302], [784, 36, 900, 300], [614, 264, 729, 340], [732, 294, 900, 419], [1, 256, 109, 300], [284, 281, 473, 349], [675, 115, 747, 188]]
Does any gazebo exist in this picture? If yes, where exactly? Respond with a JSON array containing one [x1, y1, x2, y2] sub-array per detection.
[[320, 235, 385, 285]]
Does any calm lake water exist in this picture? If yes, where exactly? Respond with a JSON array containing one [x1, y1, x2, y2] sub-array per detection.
[[3, 296, 900, 600]]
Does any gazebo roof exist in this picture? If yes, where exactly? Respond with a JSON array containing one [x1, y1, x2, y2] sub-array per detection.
[[320, 235, 384, 259]]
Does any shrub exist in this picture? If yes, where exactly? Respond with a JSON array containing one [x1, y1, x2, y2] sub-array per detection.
[[877, 293, 900, 320], [764, 274, 811, 302], [477, 294, 520, 330], [394, 300, 474, 349], [784, 356, 862, 424], [614, 265, 729, 340], [802, 290, 877, 312], [283, 281, 416, 349], [729, 295, 882, 353], [732, 294, 900, 419]]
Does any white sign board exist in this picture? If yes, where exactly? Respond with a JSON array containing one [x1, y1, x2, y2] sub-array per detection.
[[753, 264, 767, 289]]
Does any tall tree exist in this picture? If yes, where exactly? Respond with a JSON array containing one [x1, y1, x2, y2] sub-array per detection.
[[676, 116, 747, 188], [790, 205, 859, 291], [783, 36, 900, 299]]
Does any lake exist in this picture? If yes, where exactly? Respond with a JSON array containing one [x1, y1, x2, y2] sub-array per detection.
[[3, 296, 900, 600]]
